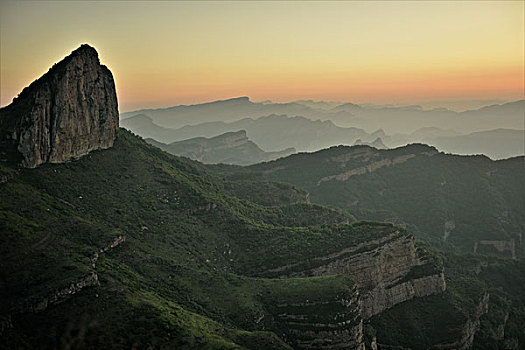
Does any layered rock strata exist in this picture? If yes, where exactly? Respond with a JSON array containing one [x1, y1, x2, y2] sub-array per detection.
[[264, 230, 446, 319], [270, 284, 365, 350]]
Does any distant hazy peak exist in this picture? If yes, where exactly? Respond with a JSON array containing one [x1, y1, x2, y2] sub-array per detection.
[[203, 96, 251, 105], [202, 129, 248, 142], [470, 99, 525, 112], [334, 102, 362, 110], [124, 113, 153, 121]]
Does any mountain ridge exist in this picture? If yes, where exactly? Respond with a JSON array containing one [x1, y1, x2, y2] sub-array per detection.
[[248, 143, 525, 258], [145, 130, 296, 165]]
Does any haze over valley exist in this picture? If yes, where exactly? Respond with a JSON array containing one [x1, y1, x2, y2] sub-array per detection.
[[121, 97, 524, 161]]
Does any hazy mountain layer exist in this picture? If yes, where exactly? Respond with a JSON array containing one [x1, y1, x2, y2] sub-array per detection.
[[121, 96, 525, 135], [145, 130, 295, 165], [384, 128, 525, 160], [428, 128, 524, 160], [353, 137, 387, 149], [122, 113, 373, 152], [121, 97, 524, 159], [332, 100, 525, 134], [120, 96, 340, 130]]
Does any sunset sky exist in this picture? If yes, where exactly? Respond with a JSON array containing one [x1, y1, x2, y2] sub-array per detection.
[[1, 1, 523, 112]]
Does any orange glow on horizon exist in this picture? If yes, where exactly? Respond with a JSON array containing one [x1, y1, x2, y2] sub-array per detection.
[[1, 1, 523, 111]]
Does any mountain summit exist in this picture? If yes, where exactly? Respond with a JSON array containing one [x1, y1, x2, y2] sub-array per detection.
[[0, 44, 118, 168]]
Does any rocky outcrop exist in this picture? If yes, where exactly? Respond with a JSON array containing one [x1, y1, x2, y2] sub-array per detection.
[[317, 154, 422, 185], [433, 292, 489, 350], [307, 232, 446, 319], [187, 202, 218, 215], [91, 234, 126, 268], [13, 271, 99, 314], [0, 44, 118, 168], [360, 272, 446, 319], [264, 231, 446, 319], [270, 284, 365, 350], [0, 169, 18, 184], [443, 220, 455, 241]]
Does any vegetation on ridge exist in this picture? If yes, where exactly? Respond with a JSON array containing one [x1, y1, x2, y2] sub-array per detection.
[[1, 129, 409, 349]]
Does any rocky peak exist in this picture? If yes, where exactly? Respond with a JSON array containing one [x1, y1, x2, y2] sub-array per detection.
[[0, 44, 119, 168]]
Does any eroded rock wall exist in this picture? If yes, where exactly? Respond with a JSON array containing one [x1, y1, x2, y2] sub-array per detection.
[[266, 231, 446, 319], [0, 44, 118, 168], [271, 285, 365, 350]]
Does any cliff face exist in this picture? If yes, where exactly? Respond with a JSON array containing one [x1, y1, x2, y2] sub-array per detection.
[[0, 44, 118, 168], [264, 230, 446, 319], [263, 280, 365, 350], [307, 233, 446, 319]]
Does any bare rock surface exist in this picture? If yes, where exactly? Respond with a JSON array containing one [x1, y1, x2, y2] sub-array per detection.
[[0, 44, 118, 168]]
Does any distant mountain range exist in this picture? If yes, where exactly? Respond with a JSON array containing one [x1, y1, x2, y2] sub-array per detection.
[[425, 128, 524, 159], [145, 130, 295, 165], [331, 100, 525, 134], [122, 113, 377, 152], [121, 96, 525, 135], [121, 97, 524, 159], [120, 96, 338, 130], [386, 128, 524, 160]]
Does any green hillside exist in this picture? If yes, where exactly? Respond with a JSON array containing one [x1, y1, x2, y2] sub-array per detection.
[[0, 130, 406, 349], [249, 144, 525, 258]]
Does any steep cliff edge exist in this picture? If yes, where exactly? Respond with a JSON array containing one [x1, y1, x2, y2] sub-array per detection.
[[258, 229, 446, 319], [0, 44, 118, 168], [261, 277, 365, 350]]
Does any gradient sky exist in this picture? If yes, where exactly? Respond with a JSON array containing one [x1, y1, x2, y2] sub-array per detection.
[[1, 1, 524, 112]]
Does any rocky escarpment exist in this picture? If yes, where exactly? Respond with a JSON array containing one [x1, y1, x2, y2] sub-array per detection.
[[0, 44, 118, 168], [317, 153, 422, 185], [264, 279, 365, 350], [12, 272, 100, 315], [263, 230, 446, 319]]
